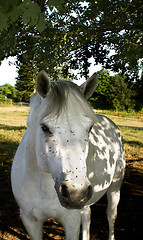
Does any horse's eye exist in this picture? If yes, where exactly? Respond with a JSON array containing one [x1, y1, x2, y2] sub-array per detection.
[[41, 124, 52, 135]]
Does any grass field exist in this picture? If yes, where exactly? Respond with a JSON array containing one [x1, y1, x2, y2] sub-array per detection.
[[0, 106, 142, 170], [0, 105, 143, 240]]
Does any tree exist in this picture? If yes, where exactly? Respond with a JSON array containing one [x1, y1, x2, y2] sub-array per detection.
[[0, 84, 20, 102], [89, 70, 137, 111], [0, 0, 142, 80], [0, 0, 45, 32], [15, 62, 36, 102], [89, 69, 112, 109], [0, 84, 11, 96], [134, 73, 143, 111], [109, 75, 135, 111], [51, 0, 143, 79]]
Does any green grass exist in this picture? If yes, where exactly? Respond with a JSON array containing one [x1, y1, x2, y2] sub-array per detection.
[[0, 106, 143, 172], [0, 106, 29, 167]]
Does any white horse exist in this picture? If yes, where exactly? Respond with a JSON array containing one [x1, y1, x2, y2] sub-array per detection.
[[11, 71, 125, 240]]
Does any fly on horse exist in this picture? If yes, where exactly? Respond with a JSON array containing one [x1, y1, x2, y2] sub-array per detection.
[[11, 71, 125, 240]]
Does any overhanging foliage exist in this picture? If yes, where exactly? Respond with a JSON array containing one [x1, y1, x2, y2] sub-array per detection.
[[0, 0, 142, 80]]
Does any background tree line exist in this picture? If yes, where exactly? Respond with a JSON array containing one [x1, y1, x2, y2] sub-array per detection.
[[0, 0, 142, 110], [0, 69, 142, 112]]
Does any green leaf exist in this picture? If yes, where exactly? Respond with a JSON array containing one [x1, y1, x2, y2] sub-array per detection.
[[8, 6, 20, 23], [47, 0, 65, 10], [29, 2, 40, 26], [0, 13, 8, 31], [37, 13, 45, 33], [20, 1, 40, 26]]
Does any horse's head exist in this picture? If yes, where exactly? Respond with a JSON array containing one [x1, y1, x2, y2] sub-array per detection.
[[35, 70, 98, 209]]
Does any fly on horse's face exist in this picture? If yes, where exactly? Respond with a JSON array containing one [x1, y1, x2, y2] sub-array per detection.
[[35, 71, 97, 209]]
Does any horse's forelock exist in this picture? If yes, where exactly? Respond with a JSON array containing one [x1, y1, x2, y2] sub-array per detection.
[[46, 81, 95, 121], [28, 81, 96, 126], [47, 81, 83, 116]]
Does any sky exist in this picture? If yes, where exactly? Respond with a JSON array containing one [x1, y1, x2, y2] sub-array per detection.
[[0, 56, 102, 87], [0, 57, 18, 86]]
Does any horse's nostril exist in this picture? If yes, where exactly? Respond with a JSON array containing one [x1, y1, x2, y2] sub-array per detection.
[[61, 184, 70, 200], [59, 182, 93, 208]]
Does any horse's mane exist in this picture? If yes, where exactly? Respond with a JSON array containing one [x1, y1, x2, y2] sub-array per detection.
[[27, 80, 96, 127]]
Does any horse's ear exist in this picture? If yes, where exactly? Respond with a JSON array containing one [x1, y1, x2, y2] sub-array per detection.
[[80, 73, 98, 99], [36, 70, 51, 98]]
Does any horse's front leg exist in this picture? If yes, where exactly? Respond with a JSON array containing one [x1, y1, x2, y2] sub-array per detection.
[[107, 181, 121, 240], [20, 209, 43, 240], [61, 210, 81, 240], [81, 206, 91, 240]]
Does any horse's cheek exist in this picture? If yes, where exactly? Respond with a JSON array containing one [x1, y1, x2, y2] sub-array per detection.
[[35, 138, 49, 171]]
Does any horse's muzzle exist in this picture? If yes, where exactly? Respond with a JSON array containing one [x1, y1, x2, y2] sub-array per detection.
[[56, 180, 93, 209]]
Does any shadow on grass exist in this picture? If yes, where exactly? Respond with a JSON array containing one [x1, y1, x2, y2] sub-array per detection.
[[123, 139, 143, 147], [0, 138, 27, 239], [119, 125, 143, 147], [119, 125, 143, 131], [0, 137, 143, 240], [0, 124, 26, 131], [90, 163, 143, 240]]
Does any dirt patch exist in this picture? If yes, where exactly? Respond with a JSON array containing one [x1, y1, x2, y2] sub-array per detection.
[[0, 156, 143, 240]]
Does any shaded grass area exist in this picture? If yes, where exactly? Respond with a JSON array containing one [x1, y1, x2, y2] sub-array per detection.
[[0, 139, 142, 240], [0, 106, 143, 239], [0, 124, 27, 131], [90, 165, 143, 240]]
